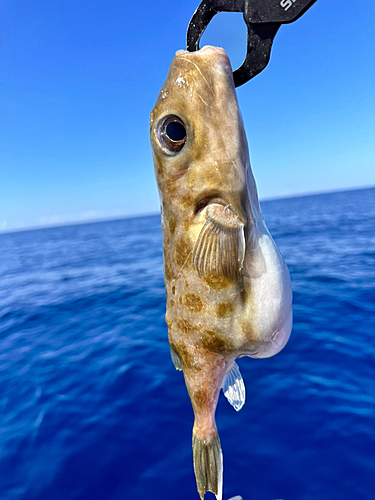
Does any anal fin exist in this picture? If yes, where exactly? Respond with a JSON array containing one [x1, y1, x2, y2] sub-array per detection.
[[170, 346, 183, 371], [222, 362, 245, 411]]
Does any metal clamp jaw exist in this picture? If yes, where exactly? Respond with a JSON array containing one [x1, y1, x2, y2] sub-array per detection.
[[186, 0, 317, 87]]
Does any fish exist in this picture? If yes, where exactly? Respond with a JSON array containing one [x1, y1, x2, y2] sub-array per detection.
[[149, 45, 292, 500]]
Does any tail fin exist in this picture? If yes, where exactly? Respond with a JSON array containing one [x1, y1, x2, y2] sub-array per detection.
[[192, 432, 223, 500]]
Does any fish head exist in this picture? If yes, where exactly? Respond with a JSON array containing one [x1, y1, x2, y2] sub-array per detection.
[[150, 46, 257, 221]]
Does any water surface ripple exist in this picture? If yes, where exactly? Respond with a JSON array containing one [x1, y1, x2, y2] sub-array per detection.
[[1, 188, 374, 500]]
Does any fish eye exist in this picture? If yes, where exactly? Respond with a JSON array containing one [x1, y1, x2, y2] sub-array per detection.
[[156, 115, 186, 154]]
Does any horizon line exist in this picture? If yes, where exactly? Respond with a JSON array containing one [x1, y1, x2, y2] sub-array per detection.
[[1, 184, 374, 236]]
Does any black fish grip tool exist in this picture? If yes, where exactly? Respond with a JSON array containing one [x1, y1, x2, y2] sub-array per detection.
[[186, 0, 317, 87]]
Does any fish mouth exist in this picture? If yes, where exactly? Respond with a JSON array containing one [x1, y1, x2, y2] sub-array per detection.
[[194, 192, 228, 215]]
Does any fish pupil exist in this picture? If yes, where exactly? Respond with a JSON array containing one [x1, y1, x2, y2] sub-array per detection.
[[156, 114, 186, 154], [166, 121, 186, 142]]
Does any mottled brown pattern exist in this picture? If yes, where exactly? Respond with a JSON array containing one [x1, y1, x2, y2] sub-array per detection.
[[163, 177, 179, 198], [156, 164, 163, 178], [180, 193, 195, 209], [200, 329, 230, 354], [174, 236, 193, 268], [169, 217, 177, 235], [184, 293, 204, 313], [176, 318, 195, 335], [216, 300, 234, 318], [163, 258, 175, 282], [203, 275, 233, 290], [174, 340, 195, 370], [193, 390, 210, 409], [241, 321, 258, 344]]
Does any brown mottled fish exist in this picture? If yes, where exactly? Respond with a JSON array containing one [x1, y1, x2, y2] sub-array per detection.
[[150, 46, 292, 500]]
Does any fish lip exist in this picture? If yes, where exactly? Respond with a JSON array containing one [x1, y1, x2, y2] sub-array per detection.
[[194, 193, 228, 215]]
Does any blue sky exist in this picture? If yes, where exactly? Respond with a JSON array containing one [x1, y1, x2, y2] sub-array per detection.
[[1, 0, 374, 231]]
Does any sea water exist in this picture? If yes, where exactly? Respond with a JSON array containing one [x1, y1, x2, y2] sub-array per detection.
[[0, 187, 374, 500]]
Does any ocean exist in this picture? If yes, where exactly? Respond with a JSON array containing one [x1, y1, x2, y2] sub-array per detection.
[[0, 187, 374, 500]]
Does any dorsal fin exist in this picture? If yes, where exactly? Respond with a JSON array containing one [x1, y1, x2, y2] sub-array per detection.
[[193, 204, 245, 279]]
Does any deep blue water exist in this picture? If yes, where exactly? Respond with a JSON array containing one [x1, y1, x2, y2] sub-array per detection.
[[1, 187, 375, 500]]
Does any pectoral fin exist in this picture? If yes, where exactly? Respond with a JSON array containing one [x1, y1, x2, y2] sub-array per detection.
[[193, 204, 245, 279], [222, 362, 245, 411], [170, 346, 183, 371]]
